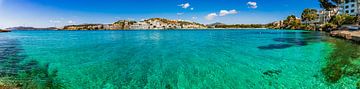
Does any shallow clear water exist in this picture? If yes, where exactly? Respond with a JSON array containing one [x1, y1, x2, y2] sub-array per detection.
[[1, 29, 360, 88]]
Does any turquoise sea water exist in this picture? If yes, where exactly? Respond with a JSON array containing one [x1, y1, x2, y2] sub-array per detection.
[[1, 29, 360, 88]]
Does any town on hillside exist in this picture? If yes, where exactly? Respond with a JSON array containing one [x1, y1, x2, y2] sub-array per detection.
[[61, 18, 268, 30], [62, 18, 208, 30]]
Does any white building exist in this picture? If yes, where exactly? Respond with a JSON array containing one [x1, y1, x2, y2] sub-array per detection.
[[340, 0, 360, 16], [316, 9, 338, 24], [182, 24, 205, 29], [130, 21, 150, 29], [140, 18, 207, 29], [271, 20, 284, 28], [147, 20, 167, 29]]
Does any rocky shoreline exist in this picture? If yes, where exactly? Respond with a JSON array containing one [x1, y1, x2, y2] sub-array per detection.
[[330, 30, 360, 43]]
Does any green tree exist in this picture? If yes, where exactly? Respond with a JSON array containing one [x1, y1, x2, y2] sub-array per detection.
[[330, 14, 357, 26], [301, 8, 319, 25], [343, 15, 357, 25], [283, 15, 301, 29], [330, 14, 346, 25], [321, 22, 337, 31]]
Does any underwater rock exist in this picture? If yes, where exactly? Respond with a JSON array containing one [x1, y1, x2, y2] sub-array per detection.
[[322, 66, 343, 83], [257, 44, 292, 50], [166, 84, 172, 89], [263, 69, 282, 77]]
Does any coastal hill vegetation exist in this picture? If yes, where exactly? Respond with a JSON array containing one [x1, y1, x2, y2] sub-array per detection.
[[301, 8, 318, 25], [144, 18, 206, 27], [269, 13, 358, 31], [267, 0, 359, 31], [63, 20, 136, 30]]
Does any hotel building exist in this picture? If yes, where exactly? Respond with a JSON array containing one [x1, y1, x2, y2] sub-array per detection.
[[340, 0, 360, 16]]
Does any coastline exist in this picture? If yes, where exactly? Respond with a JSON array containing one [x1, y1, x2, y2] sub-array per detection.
[[330, 30, 360, 43], [57, 28, 268, 30]]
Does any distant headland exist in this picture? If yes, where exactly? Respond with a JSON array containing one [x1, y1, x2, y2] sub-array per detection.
[[7, 26, 59, 30], [0, 29, 11, 32]]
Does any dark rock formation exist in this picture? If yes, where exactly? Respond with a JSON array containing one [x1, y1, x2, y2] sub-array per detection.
[[263, 69, 282, 77], [258, 44, 293, 50]]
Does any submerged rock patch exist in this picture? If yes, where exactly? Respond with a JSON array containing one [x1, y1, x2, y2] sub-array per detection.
[[273, 38, 308, 46], [257, 44, 293, 50], [257, 31, 325, 50], [0, 37, 64, 88], [263, 69, 282, 77]]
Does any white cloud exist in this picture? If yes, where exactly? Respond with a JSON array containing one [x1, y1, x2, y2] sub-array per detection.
[[192, 17, 197, 19], [247, 1, 257, 9], [205, 13, 217, 20], [219, 10, 238, 16], [114, 17, 121, 19], [49, 20, 61, 23], [178, 3, 190, 9], [190, 8, 194, 10], [204, 9, 238, 20], [68, 20, 75, 24], [177, 13, 184, 15], [127, 18, 134, 20]]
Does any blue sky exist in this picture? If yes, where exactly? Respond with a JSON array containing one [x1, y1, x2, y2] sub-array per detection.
[[0, 0, 320, 28]]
